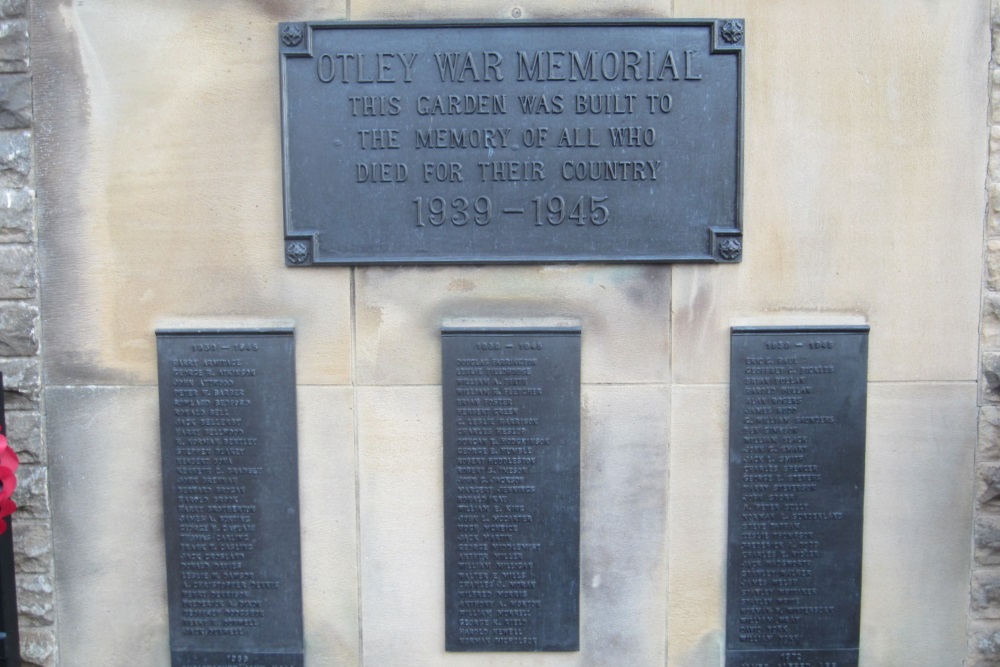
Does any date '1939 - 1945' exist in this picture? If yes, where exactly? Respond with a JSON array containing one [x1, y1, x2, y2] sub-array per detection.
[[414, 195, 609, 227]]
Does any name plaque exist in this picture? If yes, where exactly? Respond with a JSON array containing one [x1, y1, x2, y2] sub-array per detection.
[[280, 20, 744, 265], [442, 327, 580, 651], [726, 327, 869, 667], [157, 330, 304, 667]]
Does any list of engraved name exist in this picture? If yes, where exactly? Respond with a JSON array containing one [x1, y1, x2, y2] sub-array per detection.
[[170, 343, 276, 638], [452, 340, 549, 648], [737, 338, 841, 647]]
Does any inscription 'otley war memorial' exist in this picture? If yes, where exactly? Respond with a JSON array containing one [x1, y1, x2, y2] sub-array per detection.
[[280, 21, 744, 264]]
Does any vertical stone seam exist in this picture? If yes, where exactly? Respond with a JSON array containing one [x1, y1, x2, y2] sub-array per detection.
[[971, 4, 1000, 666], [350, 267, 363, 665]]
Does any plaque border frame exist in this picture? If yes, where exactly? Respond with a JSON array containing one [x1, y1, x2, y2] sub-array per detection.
[[155, 327, 305, 667], [280, 18, 745, 266], [441, 325, 582, 652]]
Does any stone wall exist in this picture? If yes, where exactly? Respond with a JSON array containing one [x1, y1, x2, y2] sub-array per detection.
[[0, 0, 56, 665], [23, 1, 993, 666], [971, 2, 1000, 665]]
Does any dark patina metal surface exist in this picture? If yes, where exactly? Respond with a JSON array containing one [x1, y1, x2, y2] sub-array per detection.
[[157, 330, 304, 667], [280, 20, 744, 264], [442, 327, 580, 651], [726, 326, 869, 667]]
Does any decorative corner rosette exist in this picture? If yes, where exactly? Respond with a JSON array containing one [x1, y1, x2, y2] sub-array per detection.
[[711, 228, 743, 263], [280, 22, 305, 49], [719, 19, 744, 45], [285, 239, 312, 266]]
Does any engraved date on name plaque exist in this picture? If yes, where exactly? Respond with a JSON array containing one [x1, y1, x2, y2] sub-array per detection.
[[726, 327, 869, 667], [280, 20, 744, 264], [157, 330, 304, 667], [442, 327, 580, 651]]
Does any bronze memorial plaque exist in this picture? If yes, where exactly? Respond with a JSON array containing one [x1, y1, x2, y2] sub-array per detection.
[[280, 20, 744, 265], [157, 330, 304, 667], [442, 327, 581, 651], [727, 327, 869, 667]]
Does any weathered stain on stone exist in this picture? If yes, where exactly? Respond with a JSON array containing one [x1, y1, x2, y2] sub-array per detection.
[[33, 0, 131, 386]]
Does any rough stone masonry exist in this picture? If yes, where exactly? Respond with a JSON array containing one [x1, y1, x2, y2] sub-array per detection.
[[0, 1, 55, 665], [972, 2, 1000, 665]]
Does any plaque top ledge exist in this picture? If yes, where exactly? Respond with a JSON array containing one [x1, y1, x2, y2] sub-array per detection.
[[280, 18, 746, 28], [155, 328, 295, 337], [731, 325, 871, 335], [442, 325, 582, 336]]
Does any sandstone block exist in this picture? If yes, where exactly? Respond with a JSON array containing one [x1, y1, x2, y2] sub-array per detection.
[[979, 463, 1000, 511], [12, 520, 51, 574], [994, 69, 1000, 125], [0, 357, 38, 409], [984, 293, 1000, 348], [0, 20, 28, 73], [0, 130, 27, 187], [969, 620, 1000, 667], [982, 350, 1000, 403], [12, 465, 47, 520], [972, 569, 1000, 618], [15, 573, 53, 626], [7, 409, 42, 464], [0, 187, 30, 243], [0, 245, 34, 298], [19, 626, 55, 667], [0, 301, 36, 355], [982, 406, 1000, 461], [994, 10, 1000, 64], [0, 0, 24, 19], [976, 516, 1000, 566], [990, 181, 1000, 237], [988, 240, 1000, 292], [0, 73, 29, 129], [991, 125, 1000, 180], [19, 627, 56, 667]]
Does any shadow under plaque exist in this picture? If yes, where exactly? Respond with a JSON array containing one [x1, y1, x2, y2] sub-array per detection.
[[726, 326, 869, 667], [442, 326, 581, 651], [156, 329, 304, 667]]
